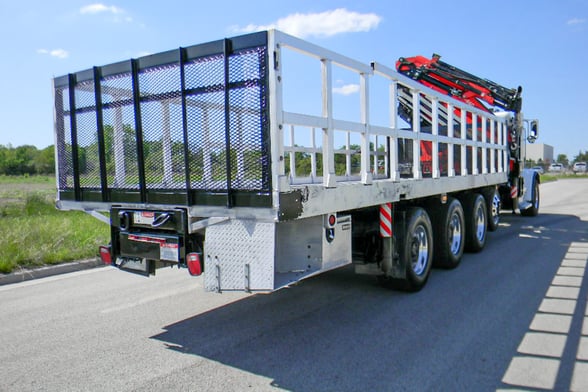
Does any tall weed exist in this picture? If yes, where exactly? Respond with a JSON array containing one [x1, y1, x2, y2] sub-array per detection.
[[0, 176, 109, 274]]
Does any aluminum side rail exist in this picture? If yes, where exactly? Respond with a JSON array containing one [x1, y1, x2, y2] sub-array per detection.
[[268, 30, 509, 219]]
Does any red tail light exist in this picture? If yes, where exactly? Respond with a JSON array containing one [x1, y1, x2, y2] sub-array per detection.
[[99, 245, 112, 265], [187, 252, 203, 276], [328, 214, 337, 227]]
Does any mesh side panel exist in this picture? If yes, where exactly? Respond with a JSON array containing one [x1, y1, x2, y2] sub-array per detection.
[[228, 47, 268, 191], [101, 72, 139, 189], [55, 35, 270, 204], [74, 80, 101, 188], [62, 86, 71, 112], [55, 86, 74, 190], [138, 63, 186, 189], [185, 54, 227, 191]]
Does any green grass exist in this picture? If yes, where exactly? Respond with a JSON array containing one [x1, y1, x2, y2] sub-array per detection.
[[540, 172, 588, 183], [0, 176, 109, 274]]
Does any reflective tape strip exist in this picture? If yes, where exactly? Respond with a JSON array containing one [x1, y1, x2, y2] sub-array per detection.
[[510, 185, 518, 198], [380, 203, 392, 237]]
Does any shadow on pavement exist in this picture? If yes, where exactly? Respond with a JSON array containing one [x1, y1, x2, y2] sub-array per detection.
[[151, 212, 588, 391]]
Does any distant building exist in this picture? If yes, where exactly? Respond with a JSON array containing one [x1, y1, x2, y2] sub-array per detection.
[[525, 143, 554, 164]]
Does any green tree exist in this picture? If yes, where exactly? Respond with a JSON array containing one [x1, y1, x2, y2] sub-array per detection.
[[34, 145, 55, 175], [556, 153, 568, 167], [573, 150, 588, 163], [16, 145, 38, 173], [0, 145, 38, 175], [0, 145, 8, 174], [0, 144, 57, 176]]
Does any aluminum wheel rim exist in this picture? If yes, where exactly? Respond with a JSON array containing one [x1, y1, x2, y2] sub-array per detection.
[[475, 205, 485, 241], [411, 225, 429, 276], [448, 213, 462, 255]]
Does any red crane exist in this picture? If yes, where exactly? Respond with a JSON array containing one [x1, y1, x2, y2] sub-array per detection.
[[396, 54, 522, 114], [395, 54, 524, 178]]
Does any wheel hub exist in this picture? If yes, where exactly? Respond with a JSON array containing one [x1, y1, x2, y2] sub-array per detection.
[[448, 214, 462, 255], [411, 225, 429, 275]]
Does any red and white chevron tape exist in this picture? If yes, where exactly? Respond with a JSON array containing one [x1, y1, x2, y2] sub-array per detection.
[[380, 203, 392, 238]]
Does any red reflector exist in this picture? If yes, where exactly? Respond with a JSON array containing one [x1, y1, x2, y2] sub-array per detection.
[[99, 246, 112, 265], [187, 253, 203, 276], [328, 214, 336, 227], [510, 185, 518, 198]]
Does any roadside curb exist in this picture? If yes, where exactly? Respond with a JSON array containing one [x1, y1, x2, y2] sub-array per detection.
[[0, 259, 104, 286]]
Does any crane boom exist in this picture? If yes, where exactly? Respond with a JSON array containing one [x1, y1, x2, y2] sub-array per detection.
[[396, 54, 522, 113]]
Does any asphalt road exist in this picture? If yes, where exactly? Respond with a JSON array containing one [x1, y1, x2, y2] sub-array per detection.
[[1, 179, 587, 392]]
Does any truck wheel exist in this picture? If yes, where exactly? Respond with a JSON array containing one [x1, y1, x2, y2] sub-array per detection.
[[521, 179, 540, 217], [432, 197, 465, 269], [464, 193, 487, 252], [484, 188, 501, 232], [381, 207, 433, 291]]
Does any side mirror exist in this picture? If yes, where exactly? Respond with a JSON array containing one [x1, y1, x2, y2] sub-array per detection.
[[527, 120, 539, 143]]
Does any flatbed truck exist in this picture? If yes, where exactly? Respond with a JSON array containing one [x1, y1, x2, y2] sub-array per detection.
[[53, 30, 540, 292]]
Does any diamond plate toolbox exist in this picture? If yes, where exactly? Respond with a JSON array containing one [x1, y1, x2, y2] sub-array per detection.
[[204, 219, 275, 291]]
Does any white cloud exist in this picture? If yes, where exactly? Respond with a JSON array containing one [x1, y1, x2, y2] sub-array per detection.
[[333, 84, 360, 96], [80, 3, 132, 22], [80, 3, 123, 15], [233, 8, 382, 38], [567, 18, 586, 25], [37, 48, 69, 59]]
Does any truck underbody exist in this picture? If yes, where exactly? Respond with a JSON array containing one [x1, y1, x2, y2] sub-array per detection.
[[53, 30, 540, 292]]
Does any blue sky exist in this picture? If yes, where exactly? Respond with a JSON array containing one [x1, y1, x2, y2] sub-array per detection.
[[1, 0, 586, 161]]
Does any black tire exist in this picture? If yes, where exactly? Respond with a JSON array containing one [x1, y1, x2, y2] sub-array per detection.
[[430, 197, 465, 269], [483, 188, 501, 232], [381, 207, 433, 292], [521, 178, 540, 217], [463, 193, 487, 252]]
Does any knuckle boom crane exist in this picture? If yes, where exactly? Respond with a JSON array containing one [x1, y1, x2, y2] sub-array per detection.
[[396, 54, 522, 113], [395, 54, 538, 214]]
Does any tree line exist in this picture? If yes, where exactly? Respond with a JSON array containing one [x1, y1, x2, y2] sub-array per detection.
[[0, 145, 55, 176], [3, 141, 586, 178], [560, 150, 588, 166]]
